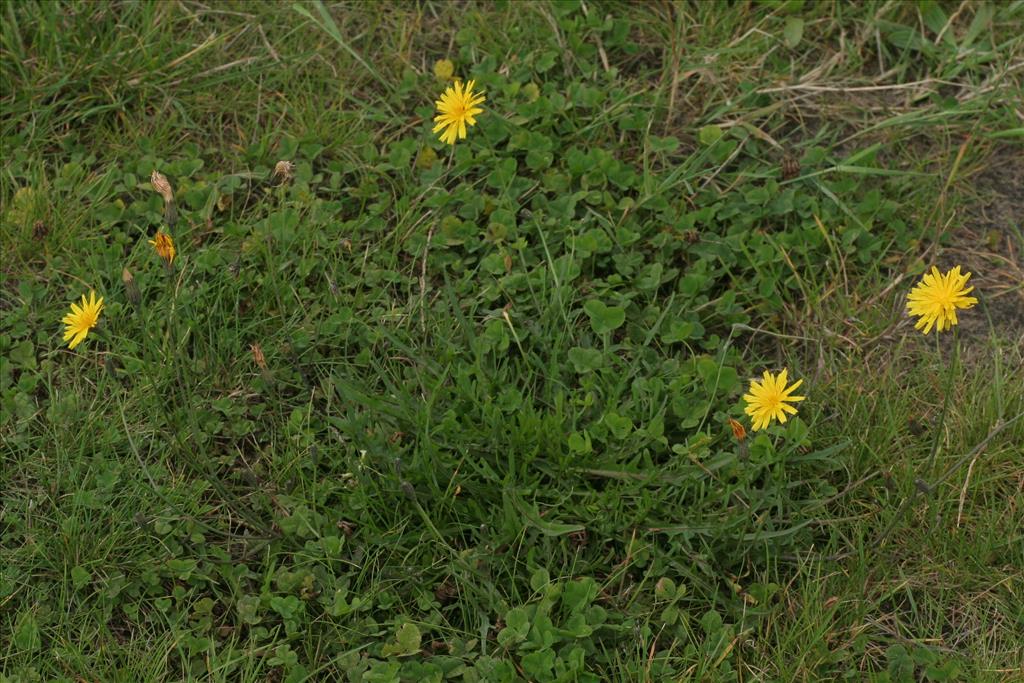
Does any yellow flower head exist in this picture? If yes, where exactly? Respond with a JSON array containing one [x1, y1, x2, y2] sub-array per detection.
[[906, 265, 978, 334], [433, 58, 454, 80], [742, 368, 805, 432], [149, 231, 175, 264], [62, 291, 104, 350], [432, 79, 485, 145]]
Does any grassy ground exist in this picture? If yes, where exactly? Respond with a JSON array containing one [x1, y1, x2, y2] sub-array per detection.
[[2, 1, 1023, 681]]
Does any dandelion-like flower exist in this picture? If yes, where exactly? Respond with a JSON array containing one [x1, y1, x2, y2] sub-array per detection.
[[62, 291, 104, 350], [432, 79, 485, 145], [742, 368, 805, 432], [433, 58, 454, 80], [906, 265, 978, 334], [149, 231, 175, 265]]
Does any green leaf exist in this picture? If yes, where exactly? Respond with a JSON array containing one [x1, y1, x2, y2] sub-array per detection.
[[567, 430, 592, 454], [9, 340, 35, 369], [785, 416, 810, 445], [583, 300, 625, 335], [269, 595, 302, 619], [561, 577, 599, 614], [919, 1, 950, 40], [530, 568, 550, 592], [237, 595, 262, 625], [961, 4, 992, 50], [887, 644, 915, 682], [661, 320, 697, 344], [698, 125, 723, 146], [71, 565, 91, 589], [568, 347, 604, 373], [603, 411, 633, 439], [511, 495, 584, 537], [654, 577, 677, 601], [783, 17, 804, 48], [649, 135, 680, 153], [381, 622, 422, 657], [14, 613, 40, 651], [700, 609, 723, 635], [505, 605, 531, 634], [268, 643, 299, 667], [320, 534, 344, 556], [521, 650, 556, 680]]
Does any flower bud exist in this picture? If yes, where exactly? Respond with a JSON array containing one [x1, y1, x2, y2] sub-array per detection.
[[727, 418, 747, 442], [250, 342, 267, 370], [122, 267, 141, 306], [433, 58, 454, 80], [151, 170, 174, 203]]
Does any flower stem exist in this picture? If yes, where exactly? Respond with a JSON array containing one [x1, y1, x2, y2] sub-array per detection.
[[925, 328, 958, 477], [878, 328, 960, 548]]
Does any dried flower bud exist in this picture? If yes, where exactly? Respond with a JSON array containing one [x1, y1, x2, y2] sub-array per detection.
[[151, 170, 174, 203], [122, 268, 141, 306], [781, 154, 800, 181], [434, 579, 457, 604], [273, 160, 294, 182], [250, 343, 267, 370], [728, 418, 746, 442]]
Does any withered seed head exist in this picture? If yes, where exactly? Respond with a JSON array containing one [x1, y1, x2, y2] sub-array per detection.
[[273, 160, 295, 182], [122, 267, 141, 306], [151, 170, 174, 203], [250, 343, 267, 370], [781, 154, 801, 181]]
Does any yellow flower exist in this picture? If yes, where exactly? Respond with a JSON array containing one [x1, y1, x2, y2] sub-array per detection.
[[906, 265, 978, 334], [432, 79, 485, 145], [433, 58, 454, 80], [62, 291, 104, 350], [149, 231, 176, 264], [742, 369, 805, 432]]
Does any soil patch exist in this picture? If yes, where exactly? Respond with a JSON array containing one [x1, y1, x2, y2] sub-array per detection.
[[948, 147, 1024, 347]]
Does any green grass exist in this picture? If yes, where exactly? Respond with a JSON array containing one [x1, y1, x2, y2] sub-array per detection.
[[2, 1, 1023, 681]]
